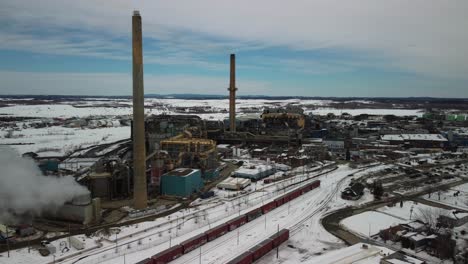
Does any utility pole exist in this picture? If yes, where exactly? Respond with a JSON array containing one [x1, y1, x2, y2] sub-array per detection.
[[68, 223, 71, 246], [276, 224, 279, 259], [115, 233, 118, 253], [6, 225, 10, 258], [199, 244, 202, 264]]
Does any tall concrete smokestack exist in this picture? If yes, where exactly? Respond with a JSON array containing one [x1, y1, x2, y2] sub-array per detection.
[[132, 10, 147, 209], [228, 54, 237, 132]]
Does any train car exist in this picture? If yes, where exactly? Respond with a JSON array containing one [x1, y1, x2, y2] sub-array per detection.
[[228, 215, 248, 231], [135, 258, 151, 264], [261, 201, 276, 214], [251, 239, 274, 261], [205, 223, 229, 241], [274, 196, 285, 207], [181, 233, 208, 253], [310, 180, 321, 189], [225, 251, 254, 264], [269, 229, 289, 247], [246, 207, 262, 222], [285, 189, 301, 201], [151, 245, 183, 264]]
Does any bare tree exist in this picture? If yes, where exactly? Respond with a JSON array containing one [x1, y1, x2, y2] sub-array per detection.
[[415, 207, 448, 230]]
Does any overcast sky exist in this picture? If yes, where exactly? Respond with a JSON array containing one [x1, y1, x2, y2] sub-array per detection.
[[0, 0, 467, 97]]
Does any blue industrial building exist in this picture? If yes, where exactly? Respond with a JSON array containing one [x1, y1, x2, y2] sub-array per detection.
[[160, 168, 204, 197]]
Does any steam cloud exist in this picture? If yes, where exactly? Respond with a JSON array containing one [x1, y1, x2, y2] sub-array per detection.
[[0, 146, 90, 224]]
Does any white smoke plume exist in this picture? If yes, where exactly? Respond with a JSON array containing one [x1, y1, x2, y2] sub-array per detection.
[[0, 146, 90, 224]]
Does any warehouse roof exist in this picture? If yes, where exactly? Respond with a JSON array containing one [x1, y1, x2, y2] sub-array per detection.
[[381, 134, 447, 142], [164, 168, 197, 177]]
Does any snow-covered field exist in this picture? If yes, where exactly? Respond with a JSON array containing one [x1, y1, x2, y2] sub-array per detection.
[[0, 126, 129, 156]]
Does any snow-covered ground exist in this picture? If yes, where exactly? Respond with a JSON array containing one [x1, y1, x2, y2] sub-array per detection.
[[0, 164, 394, 264], [341, 200, 460, 238], [306, 108, 423, 117], [0, 126, 129, 156], [422, 183, 468, 211]]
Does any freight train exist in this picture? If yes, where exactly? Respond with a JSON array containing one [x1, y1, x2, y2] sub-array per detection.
[[226, 229, 289, 264], [135, 180, 321, 264]]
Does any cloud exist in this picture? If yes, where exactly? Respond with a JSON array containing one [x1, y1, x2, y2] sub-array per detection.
[[1, 0, 467, 80], [0, 71, 271, 96]]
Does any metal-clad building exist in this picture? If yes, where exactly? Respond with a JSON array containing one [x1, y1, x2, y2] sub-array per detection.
[[234, 164, 276, 180], [160, 168, 204, 197]]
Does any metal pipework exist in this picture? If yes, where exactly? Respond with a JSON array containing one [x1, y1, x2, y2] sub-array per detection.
[[132, 10, 148, 209], [228, 54, 237, 132]]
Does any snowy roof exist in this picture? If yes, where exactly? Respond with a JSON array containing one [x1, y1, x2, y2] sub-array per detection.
[[383, 252, 425, 264], [381, 134, 447, 142], [405, 221, 426, 230], [402, 232, 416, 238], [409, 234, 426, 242]]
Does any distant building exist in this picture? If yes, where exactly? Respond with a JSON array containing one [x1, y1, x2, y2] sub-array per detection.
[[380, 134, 448, 149], [438, 211, 468, 228], [341, 182, 365, 200]]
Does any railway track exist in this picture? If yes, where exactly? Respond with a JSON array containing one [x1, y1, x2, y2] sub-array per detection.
[[175, 167, 354, 264]]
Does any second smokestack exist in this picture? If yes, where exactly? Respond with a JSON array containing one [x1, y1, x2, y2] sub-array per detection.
[[228, 54, 237, 132]]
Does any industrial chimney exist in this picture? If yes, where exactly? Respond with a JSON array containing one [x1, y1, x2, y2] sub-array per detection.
[[132, 10, 148, 209], [228, 54, 237, 132]]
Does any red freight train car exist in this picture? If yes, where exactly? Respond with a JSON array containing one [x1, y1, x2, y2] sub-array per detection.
[[246, 207, 262, 222], [263, 178, 273, 184], [310, 180, 321, 189], [274, 196, 285, 207], [261, 201, 276, 214], [181, 233, 207, 253], [285, 189, 301, 201], [251, 239, 274, 261], [205, 223, 229, 241], [269, 229, 289, 247], [151, 245, 183, 264], [228, 215, 248, 231]]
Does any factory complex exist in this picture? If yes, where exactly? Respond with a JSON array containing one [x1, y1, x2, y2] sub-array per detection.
[[1, 10, 468, 264]]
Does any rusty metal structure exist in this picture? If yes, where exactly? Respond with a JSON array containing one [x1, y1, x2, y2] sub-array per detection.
[[132, 10, 148, 209], [159, 132, 218, 171], [228, 54, 237, 132]]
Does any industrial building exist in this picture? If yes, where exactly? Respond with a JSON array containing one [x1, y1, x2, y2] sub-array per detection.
[[380, 134, 448, 149], [234, 163, 276, 181], [160, 168, 204, 197], [217, 177, 251, 191], [43, 194, 101, 225]]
